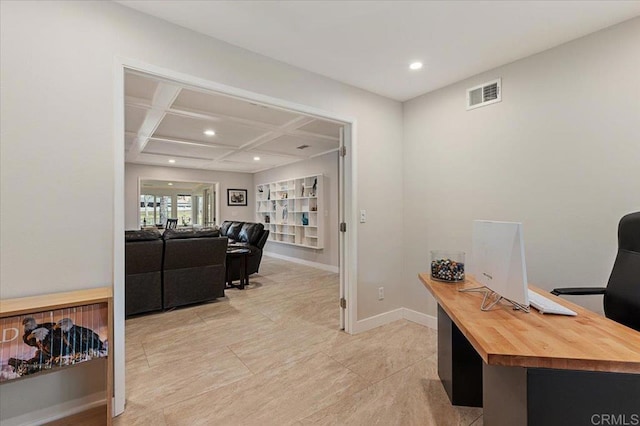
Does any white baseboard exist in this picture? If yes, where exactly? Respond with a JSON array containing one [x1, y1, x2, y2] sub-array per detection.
[[263, 251, 339, 273], [352, 308, 404, 334], [352, 308, 437, 334], [2, 391, 105, 426], [402, 308, 437, 329]]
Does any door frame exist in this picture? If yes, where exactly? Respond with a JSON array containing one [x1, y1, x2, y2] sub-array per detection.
[[113, 57, 358, 416], [136, 177, 220, 229]]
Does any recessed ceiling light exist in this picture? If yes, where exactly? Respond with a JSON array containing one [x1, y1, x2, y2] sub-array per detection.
[[204, 129, 216, 136], [253, 156, 261, 161], [168, 159, 176, 163], [167, 182, 173, 186], [409, 62, 423, 70]]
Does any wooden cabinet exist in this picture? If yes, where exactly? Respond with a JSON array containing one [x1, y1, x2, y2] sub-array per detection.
[[0, 287, 113, 423], [256, 174, 323, 249]]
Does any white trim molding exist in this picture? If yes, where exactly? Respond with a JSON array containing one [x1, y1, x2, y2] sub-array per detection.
[[352, 307, 437, 334], [402, 308, 437, 329], [263, 251, 339, 273], [352, 308, 404, 334]]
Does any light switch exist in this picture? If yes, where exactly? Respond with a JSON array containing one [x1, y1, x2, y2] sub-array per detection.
[[360, 210, 366, 223]]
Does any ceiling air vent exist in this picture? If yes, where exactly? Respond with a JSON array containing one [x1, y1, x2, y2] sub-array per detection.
[[467, 78, 501, 110]]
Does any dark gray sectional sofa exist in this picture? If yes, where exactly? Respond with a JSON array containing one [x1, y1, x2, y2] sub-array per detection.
[[124, 230, 164, 316], [124, 228, 228, 316]]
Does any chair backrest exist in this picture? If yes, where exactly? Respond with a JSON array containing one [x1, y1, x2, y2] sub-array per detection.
[[604, 211, 640, 331], [166, 218, 178, 229]]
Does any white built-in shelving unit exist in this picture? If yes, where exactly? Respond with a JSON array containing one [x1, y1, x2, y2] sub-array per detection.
[[256, 174, 323, 249]]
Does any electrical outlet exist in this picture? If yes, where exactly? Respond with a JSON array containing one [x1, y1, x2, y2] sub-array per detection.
[[360, 210, 366, 223], [378, 287, 384, 300]]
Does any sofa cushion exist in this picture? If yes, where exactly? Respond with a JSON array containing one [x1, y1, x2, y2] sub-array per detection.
[[163, 228, 197, 240], [239, 222, 265, 245], [163, 228, 221, 240], [219, 221, 234, 236], [195, 227, 220, 238], [226, 221, 244, 241], [125, 229, 161, 242]]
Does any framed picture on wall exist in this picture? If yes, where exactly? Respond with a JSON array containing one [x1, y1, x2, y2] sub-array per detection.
[[227, 189, 247, 206]]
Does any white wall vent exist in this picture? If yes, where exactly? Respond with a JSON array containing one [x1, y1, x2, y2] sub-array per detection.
[[466, 78, 501, 110]]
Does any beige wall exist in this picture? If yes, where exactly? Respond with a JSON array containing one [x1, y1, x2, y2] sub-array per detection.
[[402, 17, 640, 317], [125, 164, 255, 229], [4, 0, 636, 421], [1, 1, 402, 421], [254, 152, 340, 268]]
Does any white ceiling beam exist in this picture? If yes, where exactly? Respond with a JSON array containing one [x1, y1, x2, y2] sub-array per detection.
[[167, 106, 285, 132], [249, 148, 307, 160], [238, 116, 317, 152], [126, 82, 182, 162], [289, 128, 339, 142], [309, 147, 340, 159], [281, 115, 318, 132], [148, 136, 240, 151], [141, 150, 217, 161], [125, 95, 151, 109]]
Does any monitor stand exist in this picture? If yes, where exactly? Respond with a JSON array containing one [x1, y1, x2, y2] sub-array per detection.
[[460, 286, 530, 313]]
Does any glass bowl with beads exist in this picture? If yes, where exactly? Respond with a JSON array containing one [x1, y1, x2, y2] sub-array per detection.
[[430, 251, 465, 283]]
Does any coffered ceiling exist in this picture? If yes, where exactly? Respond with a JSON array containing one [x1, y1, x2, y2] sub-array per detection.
[[125, 71, 343, 173]]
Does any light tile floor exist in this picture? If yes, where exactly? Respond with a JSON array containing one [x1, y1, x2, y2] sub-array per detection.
[[115, 257, 483, 425]]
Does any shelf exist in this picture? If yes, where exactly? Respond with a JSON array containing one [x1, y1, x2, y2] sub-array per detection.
[[1, 287, 112, 317], [257, 174, 323, 250], [267, 239, 322, 250]]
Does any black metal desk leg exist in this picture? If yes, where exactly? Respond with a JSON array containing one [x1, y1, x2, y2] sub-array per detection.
[[437, 305, 483, 407]]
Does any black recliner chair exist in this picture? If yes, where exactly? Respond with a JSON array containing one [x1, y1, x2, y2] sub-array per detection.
[[219, 221, 270, 282], [552, 211, 640, 332]]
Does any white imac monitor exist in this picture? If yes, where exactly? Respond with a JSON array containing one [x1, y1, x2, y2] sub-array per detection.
[[472, 220, 529, 307]]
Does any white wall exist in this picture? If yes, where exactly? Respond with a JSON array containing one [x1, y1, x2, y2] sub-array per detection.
[[0, 1, 402, 421], [125, 163, 254, 229], [403, 17, 640, 317], [254, 152, 339, 268]]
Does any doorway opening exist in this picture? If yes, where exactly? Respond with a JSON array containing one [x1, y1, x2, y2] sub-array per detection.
[[114, 60, 356, 416]]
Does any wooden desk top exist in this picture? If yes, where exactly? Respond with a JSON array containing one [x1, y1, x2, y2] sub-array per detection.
[[419, 273, 640, 374]]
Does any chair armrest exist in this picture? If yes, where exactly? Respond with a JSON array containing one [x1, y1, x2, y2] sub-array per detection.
[[255, 230, 270, 249], [551, 287, 606, 296]]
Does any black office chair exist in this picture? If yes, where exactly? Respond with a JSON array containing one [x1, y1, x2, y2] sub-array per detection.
[[552, 212, 640, 332], [166, 218, 178, 229]]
